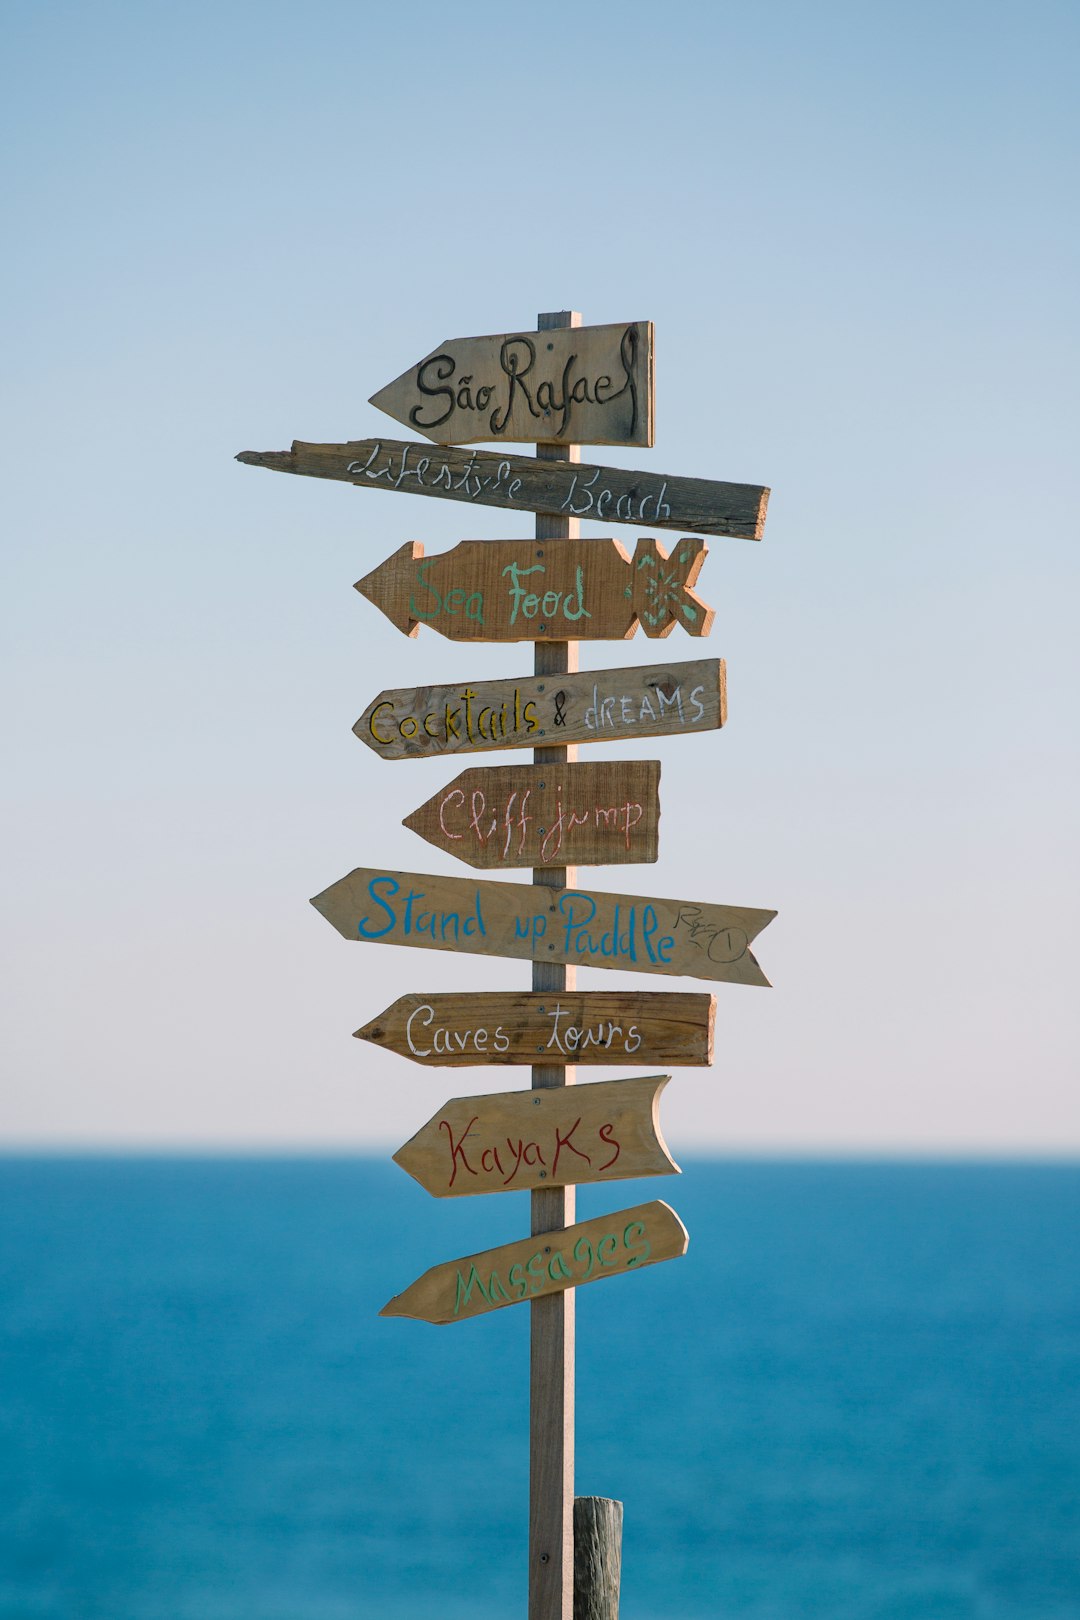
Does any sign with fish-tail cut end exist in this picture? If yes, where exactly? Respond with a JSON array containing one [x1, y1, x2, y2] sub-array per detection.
[[310, 867, 776, 987], [355, 991, 715, 1068], [392, 1075, 678, 1198], [355, 537, 713, 643], [380, 1199, 688, 1325], [369, 321, 654, 448], [403, 761, 661, 868], [354, 659, 727, 761], [234, 439, 769, 542]]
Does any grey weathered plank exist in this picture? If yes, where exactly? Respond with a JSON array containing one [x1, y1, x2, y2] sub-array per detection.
[[235, 437, 768, 541]]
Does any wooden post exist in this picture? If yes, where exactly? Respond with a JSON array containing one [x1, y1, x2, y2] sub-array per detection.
[[573, 1497, 623, 1620], [530, 308, 582, 1620]]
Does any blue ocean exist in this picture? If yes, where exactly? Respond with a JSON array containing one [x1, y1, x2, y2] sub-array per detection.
[[1, 1159, 1077, 1619]]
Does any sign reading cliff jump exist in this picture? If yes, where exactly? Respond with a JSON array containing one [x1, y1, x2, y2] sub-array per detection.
[[354, 658, 727, 761], [380, 1200, 688, 1325], [403, 761, 661, 868], [392, 1075, 677, 1198], [356, 992, 715, 1068], [369, 321, 654, 448], [356, 537, 713, 642], [310, 866, 775, 986]]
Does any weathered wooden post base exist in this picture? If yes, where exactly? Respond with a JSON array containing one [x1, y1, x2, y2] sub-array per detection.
[[573, 1497, 624, 1620]]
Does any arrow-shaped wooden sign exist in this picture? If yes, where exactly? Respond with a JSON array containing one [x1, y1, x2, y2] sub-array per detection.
[[392, 1075, 677, 1198], [354, 658, 727, 761], [310, 867, 775, 986], [380, 1199, 688, 1324], [403, 761, 661, 868], [355, 537, 712, 643], [370, 320, 654, 448], [356, 992, 715, 1068], [235, 439, 768, 542]]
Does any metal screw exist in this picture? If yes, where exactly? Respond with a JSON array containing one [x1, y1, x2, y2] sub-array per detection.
[[538, 623, 546, 632], [540, 1554, 550, 1564], [539, 1171, 547, 1179], [533, 1097, 541, 1105]]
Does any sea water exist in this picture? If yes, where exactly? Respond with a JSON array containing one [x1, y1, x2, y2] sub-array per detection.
[[1, 1158, 1077, 1619]]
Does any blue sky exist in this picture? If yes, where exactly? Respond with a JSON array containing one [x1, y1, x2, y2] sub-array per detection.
[[2, 0, 1077, 1150]]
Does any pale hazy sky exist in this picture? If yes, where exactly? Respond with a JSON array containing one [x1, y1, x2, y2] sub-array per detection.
[[3, 0, 1077, 1152]]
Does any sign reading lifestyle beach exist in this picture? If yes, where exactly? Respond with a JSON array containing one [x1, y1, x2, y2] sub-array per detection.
[[237, 312, 773, 1620]]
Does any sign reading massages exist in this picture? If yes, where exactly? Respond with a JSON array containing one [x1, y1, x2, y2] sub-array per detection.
[[369, 321, 655, 448], [381, 1200, 688, 1325]]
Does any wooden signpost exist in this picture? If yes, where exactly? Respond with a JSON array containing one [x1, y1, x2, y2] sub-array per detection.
[[238, 308, 773, 1620], [310, 865, 775, 986], [355, 991, 715, 1068], [381, 1200, 688, 1325], [356, 536, 713, 642], [235, 437, 769, 541], [392, 1075, 678, 1198], [354, 656, 727, 761], [370, 321, 654, 448], [402, 761, 661, 868]]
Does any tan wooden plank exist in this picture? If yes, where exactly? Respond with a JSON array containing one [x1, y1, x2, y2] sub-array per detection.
[[355, 537, 713, 643], [234, 438, 769, 542], [402, 760, 661, 868], [369, 321, 653, 448], [310, 866, 775, 987], [355, 991, 715, 1068], [354, 658, 726, 762], [380, 1199, 688, 1325], [529, 312, 579, 1620], [392, 1075, 678, 1198]]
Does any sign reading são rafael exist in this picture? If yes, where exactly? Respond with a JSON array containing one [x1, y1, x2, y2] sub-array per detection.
[[237, 313, 773, 1620]]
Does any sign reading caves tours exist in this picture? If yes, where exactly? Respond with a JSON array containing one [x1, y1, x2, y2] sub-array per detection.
[[355, 992, 715, 1068]]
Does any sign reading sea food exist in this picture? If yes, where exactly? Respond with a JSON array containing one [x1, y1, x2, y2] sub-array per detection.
[[355, 658, 727, 761], [235, 439, 769, 542], [356, 992, 715, 1068], [381, 1199, 688, 1324], [403, 761, 661, 868], [356, 537, 712, 642], [393, 1075, 677, 1198], [370, 321, 654, 448], [311, 868, 775, 986]]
